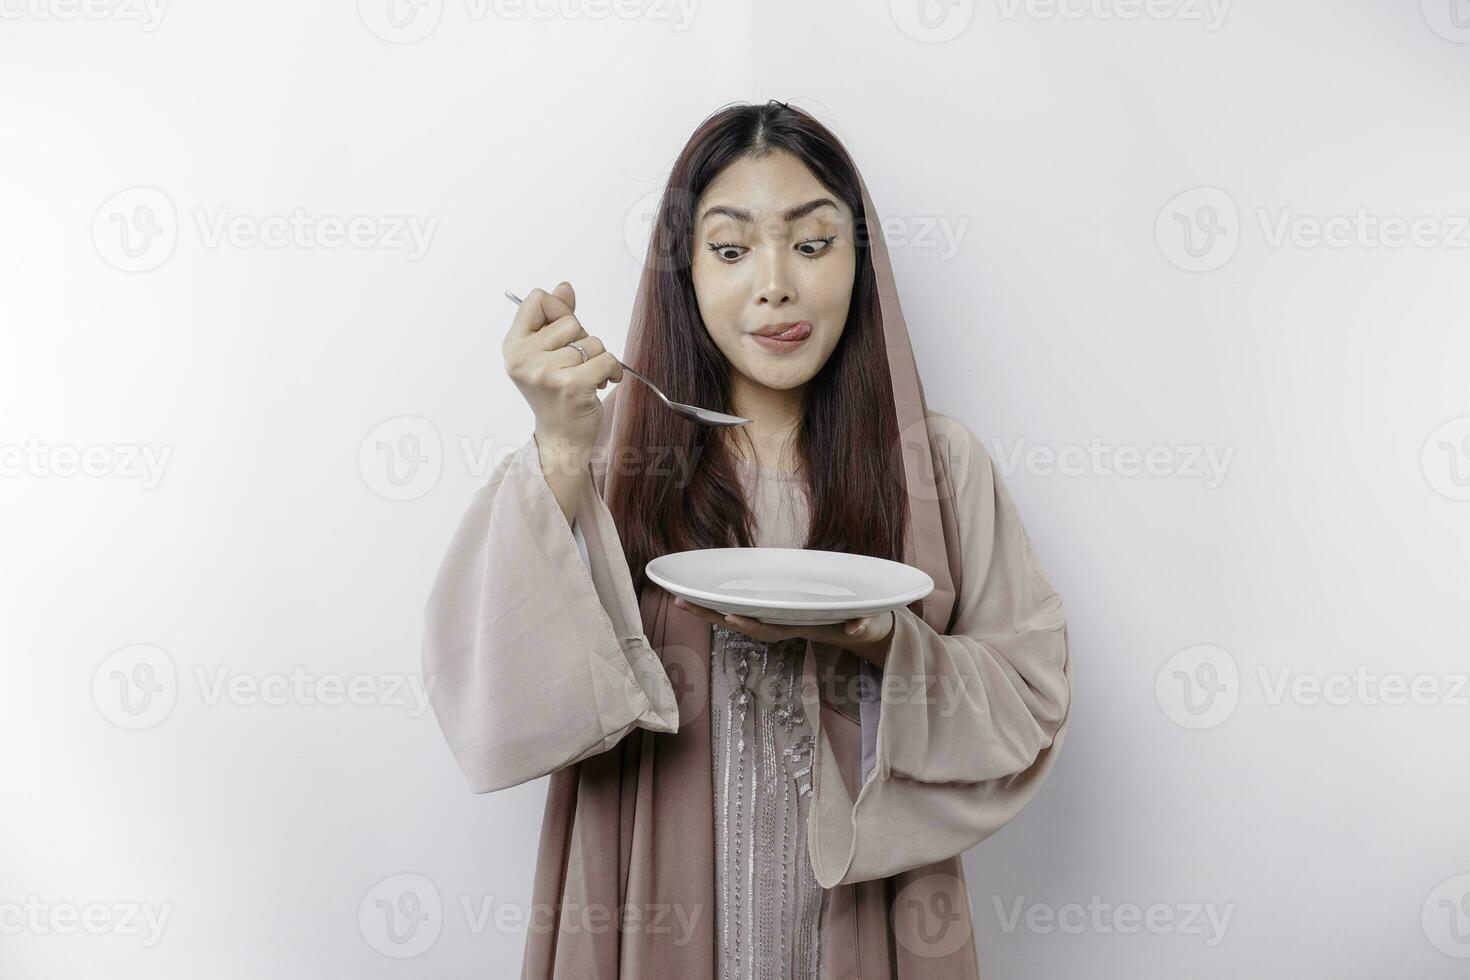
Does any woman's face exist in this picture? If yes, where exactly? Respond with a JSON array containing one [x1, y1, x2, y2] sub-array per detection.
[[690, 150, 857, 394]]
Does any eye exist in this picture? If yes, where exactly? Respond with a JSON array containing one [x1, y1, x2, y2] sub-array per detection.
[[707, 241, 745, 263], [797, 235, 836, 257], [706, 236, 837, 263]]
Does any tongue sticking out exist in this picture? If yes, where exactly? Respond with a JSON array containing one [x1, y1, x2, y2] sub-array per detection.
[[771, 322, 811, 341]]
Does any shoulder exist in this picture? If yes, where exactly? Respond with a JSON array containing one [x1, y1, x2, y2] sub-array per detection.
[[922, 408, 994, 479]]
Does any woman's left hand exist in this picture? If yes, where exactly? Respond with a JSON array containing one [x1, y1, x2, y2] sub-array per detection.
[[672, 597, 895, 669]]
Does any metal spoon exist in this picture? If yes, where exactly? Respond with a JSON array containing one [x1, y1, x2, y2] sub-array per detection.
[[504, 290, 751, 428]]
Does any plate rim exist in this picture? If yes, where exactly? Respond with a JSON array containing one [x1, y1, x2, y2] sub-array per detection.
[[645, 546, 935, 612]]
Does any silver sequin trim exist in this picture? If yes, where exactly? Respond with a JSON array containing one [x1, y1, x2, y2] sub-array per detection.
[[711, 622, 828, 980]]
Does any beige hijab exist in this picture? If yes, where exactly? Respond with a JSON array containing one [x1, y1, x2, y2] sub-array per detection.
[[424, 138, 1072, 978]]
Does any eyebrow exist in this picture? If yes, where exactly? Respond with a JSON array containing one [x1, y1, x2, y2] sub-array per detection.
[[699, 197, 839, 226]]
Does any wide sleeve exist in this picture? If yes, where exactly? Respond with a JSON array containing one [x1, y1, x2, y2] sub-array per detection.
[[421, 433, 679, 794], [806, 420, 1073, 887]]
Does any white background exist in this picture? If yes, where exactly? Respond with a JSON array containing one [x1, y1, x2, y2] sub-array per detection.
[[3, 1, 1469, 976]]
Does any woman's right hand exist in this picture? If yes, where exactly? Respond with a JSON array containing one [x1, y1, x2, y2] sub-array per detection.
[[503, 282, 624, 461]]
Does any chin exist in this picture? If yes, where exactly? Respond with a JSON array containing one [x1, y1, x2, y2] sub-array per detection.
[[737, 357, 818, 390]]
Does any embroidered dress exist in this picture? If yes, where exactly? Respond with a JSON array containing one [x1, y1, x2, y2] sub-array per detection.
[[710, 621, 827, 979], [708, 455, 828, 978]]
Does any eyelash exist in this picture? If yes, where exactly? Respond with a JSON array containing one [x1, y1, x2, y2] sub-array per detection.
[[706, 236, 837, 263]]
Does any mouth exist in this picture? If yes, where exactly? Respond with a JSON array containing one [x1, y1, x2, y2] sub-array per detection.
[[749, 320, 812, 353]]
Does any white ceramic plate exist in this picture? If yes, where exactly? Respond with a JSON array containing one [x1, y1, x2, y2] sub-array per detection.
[[645, 547, 935, 625]]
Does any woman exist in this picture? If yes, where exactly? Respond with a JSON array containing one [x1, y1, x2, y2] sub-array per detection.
[[422, 101, 1072, 979]]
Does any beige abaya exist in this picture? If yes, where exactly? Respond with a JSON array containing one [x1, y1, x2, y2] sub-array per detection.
[[421, 161, 1073, 978]]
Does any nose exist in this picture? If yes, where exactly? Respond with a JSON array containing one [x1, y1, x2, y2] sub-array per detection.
[[753, 241, 796, 309]]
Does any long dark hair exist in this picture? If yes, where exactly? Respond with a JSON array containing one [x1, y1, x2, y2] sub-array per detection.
[[610, 100, 907, 592]]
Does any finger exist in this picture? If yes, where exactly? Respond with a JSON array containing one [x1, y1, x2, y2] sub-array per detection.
[[565, 350, 624, 389], [534, 315, 591, 353], [549, 334, 605, 370], [673, 597, 720, 617], [509, 285, 575, 341], [552, 280, 575, 312]]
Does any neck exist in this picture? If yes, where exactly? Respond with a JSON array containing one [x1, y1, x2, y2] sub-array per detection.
[[727, 373, 806, 472]]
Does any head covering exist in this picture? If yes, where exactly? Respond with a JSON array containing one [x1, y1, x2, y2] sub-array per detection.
[[601, 165, 959, 640]]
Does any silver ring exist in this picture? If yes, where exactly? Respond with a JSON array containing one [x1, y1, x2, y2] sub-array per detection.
[[567, 341, 588, 364]]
